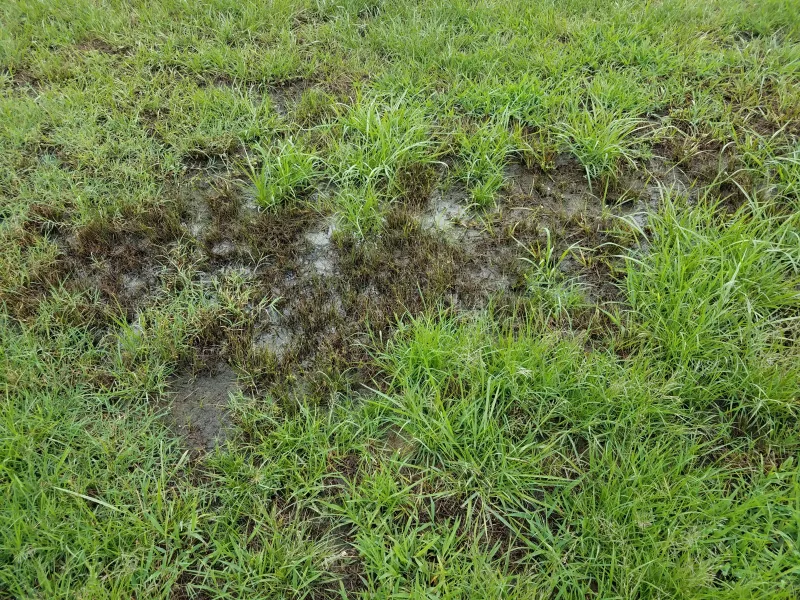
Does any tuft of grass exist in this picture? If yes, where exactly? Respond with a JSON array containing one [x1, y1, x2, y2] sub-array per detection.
[[521, 230, 586, 319], [293, 87, 338, 127], [243, 138, 320, 210], [742, 138, 800, 208], [157, 81, 273, 159], [452, 116, 516, 207], [331, 184, 385, 242], [327, 94, 439, 196], [556, 103, 647, 185]]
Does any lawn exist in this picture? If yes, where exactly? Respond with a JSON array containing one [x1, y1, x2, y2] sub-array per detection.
[[1, 0, 800, 597]]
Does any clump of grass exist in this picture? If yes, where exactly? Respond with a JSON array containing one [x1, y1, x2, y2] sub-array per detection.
[[328, 94, 439, 196], [556, 103, 647, 185], [244, 138, 320, 210], [521, 230, 586, 319], [159, 80, 273, 158], [741, 137, 800, 208], [105, 262, 273, 392], [453, 116, 515, 207], [313, 0, 384, 19], [322, 95, 440, 241], [767, 144, 800, 206], [331, 184, 385, 242]]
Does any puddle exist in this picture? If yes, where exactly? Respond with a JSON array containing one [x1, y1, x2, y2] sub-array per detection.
[[120, 273, 149, 297], [166, 365, 237, 452], [506, 162, 597, 219], [210, 240, 237, 259], [464, 262, 511, 291], [253, 326, 293, 358], [186, 196, 212, 239], [119, 266, 161, 305]]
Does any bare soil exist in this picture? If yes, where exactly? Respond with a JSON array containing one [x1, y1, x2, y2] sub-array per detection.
[[165, 364, 238, 452]]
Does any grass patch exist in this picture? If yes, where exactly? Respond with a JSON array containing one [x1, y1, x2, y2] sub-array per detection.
[[623, 194, 800, 426], [556, 104, 648, 185], [331, 184, 385, 242], [328, 94, 439, 194], [452, 115, 517, 207]]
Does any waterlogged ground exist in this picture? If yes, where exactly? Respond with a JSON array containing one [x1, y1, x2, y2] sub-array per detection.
[[2, 0, 800, 598]]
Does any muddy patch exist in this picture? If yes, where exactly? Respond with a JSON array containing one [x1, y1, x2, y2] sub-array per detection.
[[118, 264, 163, 307], [419, 186, 471, 235], [66, 156, 701, 407], [300, 218, 338, 277], [74, 38, 131, 56], [253, 324, 294, 358], [506, 159, 595, 219], [165, 365, 238, 452], [251, 301, 295, 361], [60, 216, 182, 316], [428, 156, 678, 308], [268, 80, 312, 117]]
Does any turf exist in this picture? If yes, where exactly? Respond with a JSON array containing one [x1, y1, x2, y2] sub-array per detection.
[[1, 0, 800, 598]]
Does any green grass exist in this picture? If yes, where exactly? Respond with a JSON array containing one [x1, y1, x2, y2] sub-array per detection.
[[2, 0, 800, 597], [521, 229, 587, 320], [327, 94, 440, 195], [624, 194, 800, 424], [244, 138, 321, 210], [331, 184, 385, 242], [452, 115, 517, 207], [556, 105, 647, 185]]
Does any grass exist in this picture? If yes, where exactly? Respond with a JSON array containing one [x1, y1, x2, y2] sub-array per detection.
[[2, 0, 800, 598], [244, 138, 321, 210], [623, 194, 800, 423], [556, 105, 647, 186], [452, 115, 517, 207], [327, 94, 440, 195], [331, 184, 385, 242], [521, 229, 586, 320]]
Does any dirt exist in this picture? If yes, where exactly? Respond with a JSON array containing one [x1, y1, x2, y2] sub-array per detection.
[[75, 39, 128, 56], [300, 218, 337, 277], [419, 185, 472, 235], [268, 80, 312, 117], [165, 364, 238, 452], [251, 304, 295, 360]]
